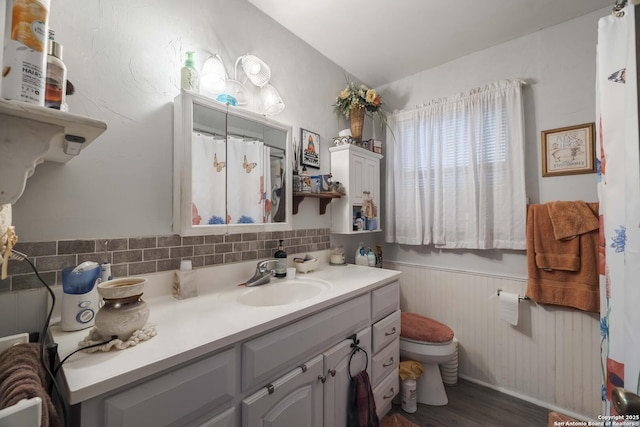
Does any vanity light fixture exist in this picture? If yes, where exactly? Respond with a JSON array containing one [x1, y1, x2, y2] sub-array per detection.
[[200, 54, 227, 98], [199, 52, 283, 112], [260, 84, 285, 116], [237, 54, 271, 87]]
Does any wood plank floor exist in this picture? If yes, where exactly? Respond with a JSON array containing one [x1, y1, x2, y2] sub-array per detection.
[[386, 379, 550, 426]]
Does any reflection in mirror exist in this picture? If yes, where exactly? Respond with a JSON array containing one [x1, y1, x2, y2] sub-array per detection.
[[174, 91, 291, 236]]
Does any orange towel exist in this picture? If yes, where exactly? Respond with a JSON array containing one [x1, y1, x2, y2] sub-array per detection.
[[547, 201, 599, 239], [531, 203, 580, 272], [526, 202, 599, 313]]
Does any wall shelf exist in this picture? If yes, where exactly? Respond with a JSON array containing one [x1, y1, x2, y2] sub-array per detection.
[[0, 99, 107, 204], [293, 192, 341, 215]]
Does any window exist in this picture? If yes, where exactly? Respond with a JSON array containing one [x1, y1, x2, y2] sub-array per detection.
[[385, 80, 526, 250]]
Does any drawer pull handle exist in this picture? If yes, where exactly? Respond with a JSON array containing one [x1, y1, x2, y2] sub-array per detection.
[[318, 375, 326, 384], [383, 357, 394, 367], [266, 383, 275, 395], [328, 369, 336, 377], [299, 364, 307, 373], [383, 387, 395, 399], [385, 327, 397, 336]]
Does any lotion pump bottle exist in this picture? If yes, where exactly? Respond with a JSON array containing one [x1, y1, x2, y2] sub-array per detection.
[[274, 240, 287, 278], [181, 51, 199, 92]]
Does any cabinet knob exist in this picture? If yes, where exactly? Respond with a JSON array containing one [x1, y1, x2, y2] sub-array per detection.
[[385, 327, 397, 336], [327, 369, 336, 377], [318, 375, 326, 384]]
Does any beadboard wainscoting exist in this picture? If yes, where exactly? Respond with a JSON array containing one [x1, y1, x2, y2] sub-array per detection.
[[386, 261, 601, 420]]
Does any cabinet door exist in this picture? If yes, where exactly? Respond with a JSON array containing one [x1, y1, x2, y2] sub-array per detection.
[[103, 348, 235, 427], [364, 157, 379, 205], [323, 328, 371, 427], [197, 408, 235, 427], [242, 355, 323, 427], [349, 153, 366, 205]]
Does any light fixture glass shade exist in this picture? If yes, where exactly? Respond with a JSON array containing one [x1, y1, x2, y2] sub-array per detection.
[[224, 79, 249, 106], [261, 84, 285, 115], [239, 55, 271, 87], [200, 55, 227, 97]]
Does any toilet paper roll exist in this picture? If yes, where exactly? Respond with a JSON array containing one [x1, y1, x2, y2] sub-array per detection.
[[499, 291, 520, 326]]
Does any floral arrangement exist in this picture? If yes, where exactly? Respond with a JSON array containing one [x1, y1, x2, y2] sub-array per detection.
[[334, 82, 386, 124]]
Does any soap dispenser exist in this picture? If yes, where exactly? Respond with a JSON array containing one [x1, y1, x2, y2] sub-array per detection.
[[181, 51, 199, 92], [355, 242, 368, 266], [274, 240, 287, 278]]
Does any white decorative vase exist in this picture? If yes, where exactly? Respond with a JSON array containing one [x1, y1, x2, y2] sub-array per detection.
[[95, 277, 150, 340]]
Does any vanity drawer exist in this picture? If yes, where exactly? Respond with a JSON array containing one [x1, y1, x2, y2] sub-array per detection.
[[102, 348, 235, 427], [371, 337, 399, 387], [373, 369, 399, 420], [371, 281, 399, 322], [242, 294, 370, 391], [372, 309, 400, 353]]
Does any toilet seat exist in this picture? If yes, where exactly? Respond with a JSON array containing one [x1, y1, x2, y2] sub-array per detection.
[[400, 312, 454, 343]]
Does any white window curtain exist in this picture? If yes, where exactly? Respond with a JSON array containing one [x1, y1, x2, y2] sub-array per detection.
[[385, 79, 527, 250]]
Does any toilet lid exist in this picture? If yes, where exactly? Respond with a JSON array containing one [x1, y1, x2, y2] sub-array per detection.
[[400, 312, 454, 343]]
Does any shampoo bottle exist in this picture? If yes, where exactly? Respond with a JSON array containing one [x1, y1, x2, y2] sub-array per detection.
[[45, 30, 67, 110], [180, 51, 199, 92], [274, 240, 287, 278], [2, 0, 51, 105]]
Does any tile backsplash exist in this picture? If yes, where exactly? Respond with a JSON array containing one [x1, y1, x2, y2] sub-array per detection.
[[1, 229, 330, 292]]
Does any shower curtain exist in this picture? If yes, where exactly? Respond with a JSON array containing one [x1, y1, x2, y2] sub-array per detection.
[[596, 2, 640, 415], [191, 133, 271, 225], [191, 132, 226, 225]]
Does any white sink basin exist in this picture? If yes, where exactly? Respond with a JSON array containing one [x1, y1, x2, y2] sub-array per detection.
[[238, 278, 331, 307]]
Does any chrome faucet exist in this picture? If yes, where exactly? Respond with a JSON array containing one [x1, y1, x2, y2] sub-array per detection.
[[245, 259, 277, 287]]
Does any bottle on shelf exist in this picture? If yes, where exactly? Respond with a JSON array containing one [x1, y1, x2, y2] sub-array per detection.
[[299, 166, 311, 193], [354, 212, 365, 231], [45, 30, 68, 110], [274, 239, 287, 278], [180, 51, 199, 92]]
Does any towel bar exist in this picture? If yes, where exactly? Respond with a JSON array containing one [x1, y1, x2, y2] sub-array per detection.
[[497, 289, 530, 302]]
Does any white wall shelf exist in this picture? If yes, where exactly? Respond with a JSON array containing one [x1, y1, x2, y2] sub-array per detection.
[[0, 99, 107, 204]]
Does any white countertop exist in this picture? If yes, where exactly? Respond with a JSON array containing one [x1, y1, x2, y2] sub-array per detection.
[[51, 254, 401, 405]]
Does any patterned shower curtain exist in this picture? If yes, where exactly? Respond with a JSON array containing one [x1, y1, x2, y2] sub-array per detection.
[[597, 3, 640, 415], [191, 134, 271, 225]]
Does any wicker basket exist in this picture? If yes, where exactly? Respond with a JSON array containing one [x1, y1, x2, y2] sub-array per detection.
[[350, 106, 365, 142]]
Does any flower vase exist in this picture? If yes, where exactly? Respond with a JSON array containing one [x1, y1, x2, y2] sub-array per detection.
[[350, 106, 365, 143]]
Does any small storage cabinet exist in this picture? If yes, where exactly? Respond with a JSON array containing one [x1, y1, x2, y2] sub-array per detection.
[[329, 145, 382, 234]]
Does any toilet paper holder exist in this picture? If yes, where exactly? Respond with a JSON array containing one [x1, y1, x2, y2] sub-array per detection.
[[497, 289, 529, 302]]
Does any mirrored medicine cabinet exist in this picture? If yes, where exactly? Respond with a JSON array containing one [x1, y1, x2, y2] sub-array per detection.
[[173, 91, 292, 236]]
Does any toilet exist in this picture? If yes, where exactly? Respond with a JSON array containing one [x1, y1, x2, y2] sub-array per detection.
[[399, 312, 457, 406]]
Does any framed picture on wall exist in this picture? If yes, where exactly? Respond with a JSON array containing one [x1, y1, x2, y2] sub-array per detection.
[[541, 122, 596, 177], [301, 128, 320, 169]]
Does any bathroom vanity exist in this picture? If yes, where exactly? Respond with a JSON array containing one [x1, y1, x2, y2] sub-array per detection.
[[50, 258, 401, 426]]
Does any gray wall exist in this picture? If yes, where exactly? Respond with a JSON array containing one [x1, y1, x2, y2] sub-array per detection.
[[377, 8, 605, 277], [12, 0, 350, 242]]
